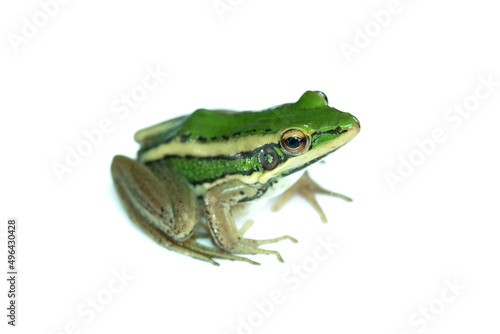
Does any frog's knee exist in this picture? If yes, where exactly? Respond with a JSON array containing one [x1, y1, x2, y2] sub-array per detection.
[[111, 155, 132, 176], [163, 216, 196, 241]]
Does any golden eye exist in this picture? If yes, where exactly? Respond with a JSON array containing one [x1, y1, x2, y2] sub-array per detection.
[[280, 129, 308, 154]]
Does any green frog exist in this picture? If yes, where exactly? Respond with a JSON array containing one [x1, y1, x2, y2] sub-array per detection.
[[111, 91, 360, 265]]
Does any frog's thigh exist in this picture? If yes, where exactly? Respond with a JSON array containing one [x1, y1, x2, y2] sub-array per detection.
[[112, 156, 263, 265], [114, 180, 222, 265], [111, 155, 197, 241], [203, 180, 295, 262]]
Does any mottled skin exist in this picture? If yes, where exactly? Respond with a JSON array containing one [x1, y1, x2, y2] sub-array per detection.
[[111, 91, 360, 265]]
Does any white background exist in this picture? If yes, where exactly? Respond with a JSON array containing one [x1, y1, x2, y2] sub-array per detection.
[[1, 0, 499, 333]]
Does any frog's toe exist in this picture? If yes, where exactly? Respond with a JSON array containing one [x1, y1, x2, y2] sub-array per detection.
[[182, 239, 260, 265], [238, 219, 255, 237], [241, 234, 298, 246], [233, 244, 286, 263], [230, 235, 299, 263], [163, 240, 221, 266], [249, 248, 285, 263]]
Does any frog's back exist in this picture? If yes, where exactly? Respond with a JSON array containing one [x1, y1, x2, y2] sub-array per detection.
[[136, 106, 289, 156], [134, 107, 289, 188], [176, 107, 287, 143]]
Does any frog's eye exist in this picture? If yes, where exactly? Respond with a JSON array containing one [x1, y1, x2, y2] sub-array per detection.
[[280, 129, 309, 155], [295, 91, 329, 108], [316, 91, 328, 104]]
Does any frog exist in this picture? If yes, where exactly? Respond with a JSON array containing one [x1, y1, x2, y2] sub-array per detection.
[[111, 91, 360, 265]]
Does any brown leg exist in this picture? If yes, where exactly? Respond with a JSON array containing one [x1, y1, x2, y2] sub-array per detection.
[[203, 180, 297, 262], [272, 171, 352, 223], [111, 155, 259, 265]]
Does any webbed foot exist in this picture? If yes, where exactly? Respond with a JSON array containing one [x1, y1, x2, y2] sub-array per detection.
[[272, 171, 352, 223]]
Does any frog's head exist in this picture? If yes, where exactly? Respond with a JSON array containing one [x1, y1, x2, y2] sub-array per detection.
[[258, 90, 360, 182]]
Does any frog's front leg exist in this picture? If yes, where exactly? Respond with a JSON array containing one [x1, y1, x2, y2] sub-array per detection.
[[203, 180, 297, 262], [272, 171, 352, 223], [111, 156, 258, 265]]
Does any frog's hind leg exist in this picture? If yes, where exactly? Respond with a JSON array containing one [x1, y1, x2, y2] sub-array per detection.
[[111, 155, 259, 265], [111, 156, 217, 265], [118, 189, 259, 265], [272, 171, 352, 223], [181, 239, 260, 265], [117, 187, 221, 265]]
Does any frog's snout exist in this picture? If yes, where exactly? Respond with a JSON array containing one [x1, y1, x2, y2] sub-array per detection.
[[345, 117, 360, 138], [352, 116, 360, 129]]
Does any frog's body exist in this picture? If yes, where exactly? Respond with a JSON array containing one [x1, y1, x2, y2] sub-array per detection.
[[111, 91, 360, 265]]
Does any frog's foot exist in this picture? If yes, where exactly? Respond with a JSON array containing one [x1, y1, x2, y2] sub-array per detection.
[[123, 202, 260, 265], [272, 171, 352, 223], [193, 220, 295, 263], [210, 218, 298, 263], [225, 220, 298, 262], [234, 235, 298, 262]]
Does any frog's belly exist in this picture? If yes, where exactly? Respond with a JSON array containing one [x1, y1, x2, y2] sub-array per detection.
[[232, 170, 305, 216]]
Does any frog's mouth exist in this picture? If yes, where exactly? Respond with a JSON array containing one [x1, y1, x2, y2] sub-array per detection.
[[319, 119, 360, 152], [258, 120, 360, 183]]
